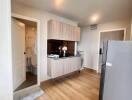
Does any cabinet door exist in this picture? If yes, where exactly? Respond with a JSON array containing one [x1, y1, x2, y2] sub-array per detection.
[[48, 20, 57, 39], [66, 25, 69, 40], [48, 20, 62, 40], [76, 27, 81, 41], [63, 58, 71, 74], [71, 57, 77, 72], [62, 24, 68, 40], [66, 25, 75, 41], [53, 20, 60, 39], [59, 22, 63, 39], [51, 59, 63, 78], [71, 57, 81, 72], [47, 58, 51, 77], [76, 57, 81, 69], [73, 27, 80, 41], [70, 26, 74, 41]]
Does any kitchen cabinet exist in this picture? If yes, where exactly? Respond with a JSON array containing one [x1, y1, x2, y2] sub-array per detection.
[[74, 27, 80, 41], [63, 58, 71, 74], [48, 57, 81, 78], [48, 20, 80, 41], [71, 57, 81, 72], [48, 20, 63, 40], [48, 58, 63, 78]]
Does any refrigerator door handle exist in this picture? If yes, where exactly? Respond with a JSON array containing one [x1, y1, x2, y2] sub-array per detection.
[[106, 62, 112, 67]]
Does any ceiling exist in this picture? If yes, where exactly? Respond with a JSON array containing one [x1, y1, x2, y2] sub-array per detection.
[[12, 0, 132, 26]]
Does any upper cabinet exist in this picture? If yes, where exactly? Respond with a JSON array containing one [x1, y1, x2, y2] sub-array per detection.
[[48, 20, 80, 41]]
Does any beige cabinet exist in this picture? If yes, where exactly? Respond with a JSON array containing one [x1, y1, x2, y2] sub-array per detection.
[[63, 58, 71, 74], [75, 27, 80, 41], [70, 57, 81, 72], [48, 20, 63, 40], [48, 20, 80, 41], [48, 57, 81, 78], [47, 58, 63, 78]]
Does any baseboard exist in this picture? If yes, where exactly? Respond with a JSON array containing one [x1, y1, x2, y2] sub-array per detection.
[[83, 67, 98, 73], [41, 67, 99, 84], [41, 70, 81, 84], [80, 67, 85, 70]]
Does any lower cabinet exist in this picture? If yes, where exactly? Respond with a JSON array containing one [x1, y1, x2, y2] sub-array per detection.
[[63, 58, 71, 74], [48, 57, 81, 78], [71, 57, 81, 72], [48, 58, 63, 78]]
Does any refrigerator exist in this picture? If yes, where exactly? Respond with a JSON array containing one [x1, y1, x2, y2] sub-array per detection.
[[99, 41, 132, 100]]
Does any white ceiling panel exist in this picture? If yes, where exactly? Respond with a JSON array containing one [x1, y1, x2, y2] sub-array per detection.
[[12, 0, 132, 26]]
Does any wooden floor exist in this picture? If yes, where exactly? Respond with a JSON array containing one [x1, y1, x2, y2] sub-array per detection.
[[37, 69, 100, 100]]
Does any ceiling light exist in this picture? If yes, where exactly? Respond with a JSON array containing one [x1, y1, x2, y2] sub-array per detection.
[[54, 0, 64, 8], [91, 14, 99, 23]]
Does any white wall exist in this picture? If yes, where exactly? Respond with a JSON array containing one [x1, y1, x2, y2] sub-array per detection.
[[78, 19, 131, 71], [0, 0, 13, 99], [11, 2, 78, 81]]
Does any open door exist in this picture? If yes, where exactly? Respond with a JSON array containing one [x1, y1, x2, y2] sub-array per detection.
[[99, 30, 125, 72], [12, 18, 26, 91]]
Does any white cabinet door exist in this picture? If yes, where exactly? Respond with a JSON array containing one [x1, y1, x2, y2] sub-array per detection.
[[48, 20, 61, 40], [47, 58, 51, 77], [51, 59, 63, 78], [73, 27, 80, 41], [76, 27, 81, 41], [71, 57, 81, 72], [71, 57, 77, 72], [76, 57, 81, 69], [63, 58, 71, 74], [62, 24, 68, 40]]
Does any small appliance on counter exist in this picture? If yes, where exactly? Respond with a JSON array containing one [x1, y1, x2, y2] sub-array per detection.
[[48, 54, 59, 58]]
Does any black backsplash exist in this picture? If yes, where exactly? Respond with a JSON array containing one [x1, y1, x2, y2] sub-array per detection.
[[47, 40, 75, 56]]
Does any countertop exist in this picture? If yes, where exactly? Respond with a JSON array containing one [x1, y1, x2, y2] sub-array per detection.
[[48, 55, 81, 60]]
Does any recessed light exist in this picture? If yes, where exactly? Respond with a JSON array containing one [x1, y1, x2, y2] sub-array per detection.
[[91, 14, 99, 23], [54, 0, 64, 8]]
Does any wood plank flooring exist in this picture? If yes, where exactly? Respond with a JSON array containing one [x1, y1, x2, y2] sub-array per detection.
[[37, 69, 100, 100]]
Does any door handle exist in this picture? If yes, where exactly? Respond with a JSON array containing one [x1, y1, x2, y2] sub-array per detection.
[[106, 62, 112, 67]]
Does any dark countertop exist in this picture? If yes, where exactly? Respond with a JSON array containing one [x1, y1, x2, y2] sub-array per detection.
[[48, 55, 81, 60]]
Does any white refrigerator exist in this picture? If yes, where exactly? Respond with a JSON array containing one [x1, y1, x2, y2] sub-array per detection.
[[99, 41, 132, 100]]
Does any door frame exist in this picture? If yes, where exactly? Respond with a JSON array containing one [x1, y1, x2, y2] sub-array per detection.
[[131, 20, 132, 40], [11, 13, 41, 93], [97, 28, 126, 72]]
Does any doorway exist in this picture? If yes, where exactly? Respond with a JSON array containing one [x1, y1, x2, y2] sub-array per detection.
[[11, 14, 40, 93], [98, 29, 126, 72]]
